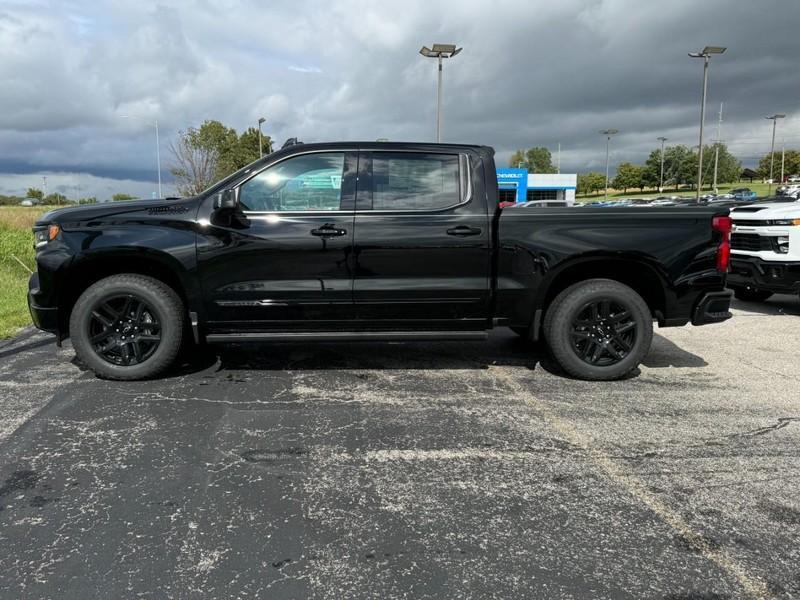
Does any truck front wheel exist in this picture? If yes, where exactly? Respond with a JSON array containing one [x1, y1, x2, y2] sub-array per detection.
[[543, 279, 653, 381], [69, 274, 185, 380]]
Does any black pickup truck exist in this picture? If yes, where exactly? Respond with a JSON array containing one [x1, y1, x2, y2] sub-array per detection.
[[29, 141, 733, 381]]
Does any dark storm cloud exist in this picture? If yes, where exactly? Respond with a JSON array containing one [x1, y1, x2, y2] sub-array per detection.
[[1, 0, 799, 198]]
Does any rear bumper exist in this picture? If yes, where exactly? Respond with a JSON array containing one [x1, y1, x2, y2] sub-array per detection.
[[728, 256, 800, 294], [691, 290, 733, 325], [28, 272, 60, 335]]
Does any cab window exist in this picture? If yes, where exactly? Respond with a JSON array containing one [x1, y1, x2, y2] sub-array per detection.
[[239, 152, 345, 212]]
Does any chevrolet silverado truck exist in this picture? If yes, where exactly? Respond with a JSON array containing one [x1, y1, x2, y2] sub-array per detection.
[[28, 141, 733, 381], [728, 201, 800, 301]]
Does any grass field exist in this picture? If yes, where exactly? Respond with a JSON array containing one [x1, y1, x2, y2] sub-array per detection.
[[577, 181, 773, 202], [0, 206, 52, 338]]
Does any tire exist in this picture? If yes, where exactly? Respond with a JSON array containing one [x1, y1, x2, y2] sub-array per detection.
[[732, 287, 773, 303], [69, 274, 185, 380], [543, 279, 653, 381]]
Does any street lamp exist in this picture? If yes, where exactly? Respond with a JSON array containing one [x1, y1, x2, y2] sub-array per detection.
[[766, 114, 785, 195], [258, 117, 266, 158], [688, 46, 726, 200], [419, 43, 462, 143], [657, 137, 668, 193], [120, 115, 162, 198], [600, 129, 619, 201]]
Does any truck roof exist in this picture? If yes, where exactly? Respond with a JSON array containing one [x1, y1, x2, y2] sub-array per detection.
[[272, 141, 493, 154]]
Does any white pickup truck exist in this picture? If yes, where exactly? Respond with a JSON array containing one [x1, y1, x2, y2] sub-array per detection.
[[728, 201, 800, 301]]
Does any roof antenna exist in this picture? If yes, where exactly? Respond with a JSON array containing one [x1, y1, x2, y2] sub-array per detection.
[[281, 137, 303, 149]]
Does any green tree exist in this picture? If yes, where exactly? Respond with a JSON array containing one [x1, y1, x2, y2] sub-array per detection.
[[612, 162, 644, 193], [701, 143, 741, 188], [44, 192, 67, 205], [577, 172, 606, 196], [509, 147, 555, 173], [757, 149, 800, 181], [26, 187, 44, 200], [643, 144, 697, 191], [78, 197, 98, 204], [112, 193, 137, 202]]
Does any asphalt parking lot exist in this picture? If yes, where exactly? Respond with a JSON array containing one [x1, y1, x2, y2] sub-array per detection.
[[1, 296, 799, 599]]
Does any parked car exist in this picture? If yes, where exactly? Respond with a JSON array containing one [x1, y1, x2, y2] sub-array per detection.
[[728, 201, 800, 302], [517, 200, 569, 208], [776, 184, 800, 198], [787, 175, 800, 184], [29, 141, 733, 381], [729, 188, 758, 202], [20, 198, 40, 207]]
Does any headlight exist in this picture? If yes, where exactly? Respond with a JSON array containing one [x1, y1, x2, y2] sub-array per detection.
[[769, 219, 800, 226], [33, 224, 60, 248], [776, 236, 790, 254]]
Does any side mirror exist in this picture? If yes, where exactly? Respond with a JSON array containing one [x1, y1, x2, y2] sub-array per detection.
[[213, 189, 238, 210]]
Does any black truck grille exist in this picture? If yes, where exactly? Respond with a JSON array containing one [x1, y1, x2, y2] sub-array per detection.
[[731, 233, 774, 252]]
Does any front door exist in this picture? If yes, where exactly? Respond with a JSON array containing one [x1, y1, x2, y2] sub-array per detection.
[[197, 151, 357, 331], [351, 150, 491, 329]]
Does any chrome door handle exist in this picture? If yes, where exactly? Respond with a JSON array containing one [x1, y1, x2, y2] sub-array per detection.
[[311, 226, 347, 237]]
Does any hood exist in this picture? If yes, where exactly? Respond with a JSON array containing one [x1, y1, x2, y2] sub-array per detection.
[[36, 197, 197, 225], [731, 201, 800, 221]]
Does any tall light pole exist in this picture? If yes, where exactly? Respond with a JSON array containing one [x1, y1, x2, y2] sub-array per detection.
[[258, 117, 266, 158], [712, 102, 724, 194], [657, 136, 668, 192], [766, 114, 785, 195], [688, 46, 726, 201], [600, 129, 618, 201], [121, 115, 163, 198], [419, 43, 462, 143]]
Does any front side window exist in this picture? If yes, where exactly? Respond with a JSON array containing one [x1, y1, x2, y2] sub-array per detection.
[[371, 153, 461, 210], [239, 152, 345, 212]]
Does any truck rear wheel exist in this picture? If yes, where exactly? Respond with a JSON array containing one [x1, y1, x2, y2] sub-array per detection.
[[69, 274, 184, 380], [543, 279, 653, 381], [732, 287, 773, 303]]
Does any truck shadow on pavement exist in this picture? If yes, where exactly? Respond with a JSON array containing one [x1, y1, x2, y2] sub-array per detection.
[[730, 294, 800, 317], [180, 330, 707, 379]]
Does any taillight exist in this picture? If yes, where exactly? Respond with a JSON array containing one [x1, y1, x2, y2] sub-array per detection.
[[712, 215, 732, 272]]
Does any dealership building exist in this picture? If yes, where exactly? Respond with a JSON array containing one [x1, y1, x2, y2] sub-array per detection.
[[496, 168, 577, 205]]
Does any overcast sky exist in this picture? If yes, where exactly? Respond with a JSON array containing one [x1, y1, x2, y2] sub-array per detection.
[[1, 0, 799, 200]]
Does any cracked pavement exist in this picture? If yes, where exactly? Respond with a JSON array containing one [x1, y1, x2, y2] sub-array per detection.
[[0, 296, 799, 599]]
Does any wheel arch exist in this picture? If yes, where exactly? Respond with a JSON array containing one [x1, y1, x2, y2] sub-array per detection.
[[531, 255, 670, 338], [57, 249, 199, 336]]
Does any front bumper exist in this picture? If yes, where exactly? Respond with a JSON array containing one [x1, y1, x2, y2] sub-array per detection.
[[728, 255, 800, 295], [28, 272, 60, 335], [691, 290, 733, 325]]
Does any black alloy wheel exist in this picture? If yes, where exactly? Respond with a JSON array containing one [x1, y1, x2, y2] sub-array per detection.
[[88, 294, 162, 366], [570, 299, 637, 366]]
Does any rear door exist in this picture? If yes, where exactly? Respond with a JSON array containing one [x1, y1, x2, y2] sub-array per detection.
[[351, 150, 491, 329]]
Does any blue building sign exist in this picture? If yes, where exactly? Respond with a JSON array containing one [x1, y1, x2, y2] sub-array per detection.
[[496, 168, 528, 203]]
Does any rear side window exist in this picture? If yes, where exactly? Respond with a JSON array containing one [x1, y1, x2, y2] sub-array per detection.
[[370, 153, 461, 210]]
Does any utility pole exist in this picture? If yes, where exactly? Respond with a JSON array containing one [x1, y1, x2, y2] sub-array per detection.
[[42, 176, 48, 204], [557, 143, 561, 174], [781, 140, 785, 184], [712, 102, 723, 194], [258, 117, 266, 158], [766, 114, 785, 195], [600, 129, 619, 201], [657, 137, 668, 193]]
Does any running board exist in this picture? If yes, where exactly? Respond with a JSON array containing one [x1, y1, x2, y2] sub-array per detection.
[[205, 331, 488, 343]]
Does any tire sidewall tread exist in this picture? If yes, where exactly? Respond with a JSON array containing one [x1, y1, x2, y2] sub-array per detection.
[[69, 274, 184, 380], [543, 278, 653, 381]]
